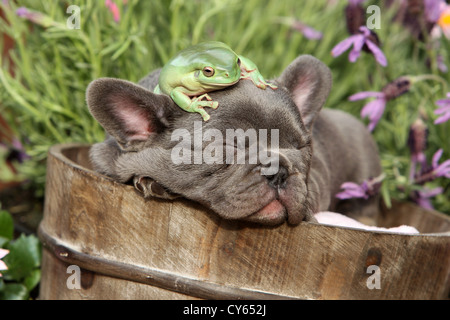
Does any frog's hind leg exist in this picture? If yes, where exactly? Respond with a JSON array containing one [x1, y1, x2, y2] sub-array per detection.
[[238, 55, 278, 90]]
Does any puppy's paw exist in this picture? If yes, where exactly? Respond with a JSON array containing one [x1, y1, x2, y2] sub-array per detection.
[[133, 176, 180, 200]]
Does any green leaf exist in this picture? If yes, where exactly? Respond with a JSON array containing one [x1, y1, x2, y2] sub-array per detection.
[[3, 234, 41, 281], [23, 269, 41, 292], [0, 283, 29, 300], [0, 210, 14, 241], [0, 237, 8, 248], [381, 182, 392, 209]]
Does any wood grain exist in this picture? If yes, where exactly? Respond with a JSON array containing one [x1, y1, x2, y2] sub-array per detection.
[[39, 144, 450, 299]]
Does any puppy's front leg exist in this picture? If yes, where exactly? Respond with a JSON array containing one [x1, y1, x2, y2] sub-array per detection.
[[133, 176, 180, 200]]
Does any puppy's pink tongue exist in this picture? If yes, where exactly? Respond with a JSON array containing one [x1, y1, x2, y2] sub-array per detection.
[[258, 200, 285, 219]]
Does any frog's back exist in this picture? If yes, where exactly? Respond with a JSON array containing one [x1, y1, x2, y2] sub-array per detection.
[[158, 41, 235, 93], [166, 41, 233, 68]]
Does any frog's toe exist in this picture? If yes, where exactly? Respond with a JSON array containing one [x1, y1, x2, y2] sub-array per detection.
[[196, 107, 210, 121], [268, 82, 278, 90], [202, 113, 211, 121], [197, 93, 213, 101], [256, 82, 267, 89]]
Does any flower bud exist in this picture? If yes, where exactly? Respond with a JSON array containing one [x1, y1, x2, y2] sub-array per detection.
[[382, 77, 411, 101], [407, 117, 428, 163], [345, 2, 366, 35]]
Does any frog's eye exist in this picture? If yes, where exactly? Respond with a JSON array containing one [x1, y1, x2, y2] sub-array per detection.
[[237, 58, 241, 67], [202, 66, 215, 77]]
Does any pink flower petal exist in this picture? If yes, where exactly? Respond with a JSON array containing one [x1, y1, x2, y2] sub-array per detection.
[[434, 105, 450, 114], [432, 148, 443, 168], [435, 159, 450, 178], [331, 36, 357, 57], [335, 182, 367, 199], [301, 26, 323, 40], [358, 26, 372, 37], [435, 99, 450, 107], [105, 0, 120, 23], [366, 40, 388, 67], [360, 98, 386, 131], [340, 182, 363, 190], [419, 186, 444, 198], [360, 98, 384, 118], [349, 91, 384, 101], [348, 35, 365, 62], [434, 112, 450, 124]]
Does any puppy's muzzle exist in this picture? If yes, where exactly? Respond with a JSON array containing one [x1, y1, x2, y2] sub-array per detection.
[[264, 165, 288, 189]]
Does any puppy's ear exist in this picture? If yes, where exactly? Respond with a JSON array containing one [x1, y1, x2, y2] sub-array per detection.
[[86, 78, 180, 151], [278, 55, 332, 130]]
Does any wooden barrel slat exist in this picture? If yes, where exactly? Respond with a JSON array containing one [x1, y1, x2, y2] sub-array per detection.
[[38, 144, 450, 299]]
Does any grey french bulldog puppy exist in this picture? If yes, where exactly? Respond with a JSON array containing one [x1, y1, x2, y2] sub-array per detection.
[[86, 55, 381, 226]]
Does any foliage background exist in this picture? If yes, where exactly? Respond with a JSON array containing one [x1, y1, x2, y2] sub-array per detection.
[[0, 0, 449, 213]]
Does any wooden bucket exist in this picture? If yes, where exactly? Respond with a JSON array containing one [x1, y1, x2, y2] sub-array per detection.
[[38, 143, 450, 300]]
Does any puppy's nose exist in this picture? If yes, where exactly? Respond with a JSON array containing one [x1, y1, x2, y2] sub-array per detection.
[[264, 166, 288, 189]]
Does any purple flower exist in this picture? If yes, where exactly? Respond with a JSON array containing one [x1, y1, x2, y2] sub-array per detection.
[[291, 21, 323, 40], [336, 182, 369, 199], [349, 77, 411, 131], [411, 186, 443, 210], [349, 91, 386, 132], [434, 93, 450, 124], [331, 26, 387, 66], [437, 54, 448, 73], [0, 139, 30, 164], [408, 118, 428, 164], [413, 148, 450, 185], [407, 118, 428, 181], [424, 0, 446, 23], [348, 0, 366, 5], [335, 174, 384, 200], [431, 149, 450, 179]]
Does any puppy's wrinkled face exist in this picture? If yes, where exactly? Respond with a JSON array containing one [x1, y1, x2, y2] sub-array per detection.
[[87, 55, 332, 226], [184, 82, 313, 225]]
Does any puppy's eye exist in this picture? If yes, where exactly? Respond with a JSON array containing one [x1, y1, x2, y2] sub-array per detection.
[[202, 67, 215, 77], [291, 140, 302, 150]]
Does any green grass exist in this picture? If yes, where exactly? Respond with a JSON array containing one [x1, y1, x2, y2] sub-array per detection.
[[0, 0, 449, 213]]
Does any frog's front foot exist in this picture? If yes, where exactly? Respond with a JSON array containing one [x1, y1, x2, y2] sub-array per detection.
[[197, 94, 219, 109], [189, 94, 219, 121]]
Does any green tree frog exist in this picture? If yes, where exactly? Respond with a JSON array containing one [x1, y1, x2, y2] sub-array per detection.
[[154, 41, 277, 121]]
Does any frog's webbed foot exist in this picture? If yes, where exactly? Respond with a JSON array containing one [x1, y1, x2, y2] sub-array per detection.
[[196, 93, 219, 109], [188, 94, 219, 121], [171, 90, 218, 121]]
